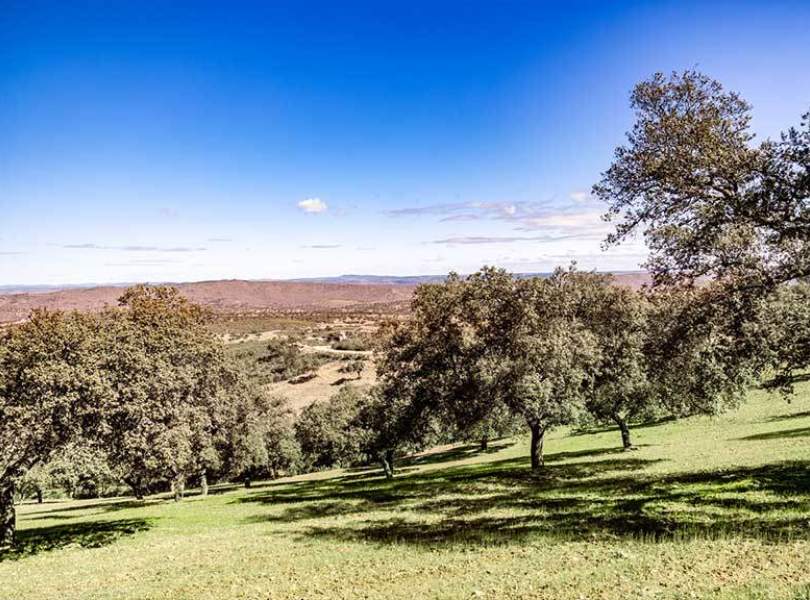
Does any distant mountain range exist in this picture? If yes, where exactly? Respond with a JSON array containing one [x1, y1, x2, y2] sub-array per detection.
[[290, 271, 650, 286], [0, 272, 650, 323]]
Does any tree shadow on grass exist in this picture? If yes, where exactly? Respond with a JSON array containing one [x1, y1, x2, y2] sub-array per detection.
[[1, 518, 153, 561], [237, 444, 810, 547], [766, 410, 810, 423], [739, 426, 810, 441], [22, 497, 164, 520]]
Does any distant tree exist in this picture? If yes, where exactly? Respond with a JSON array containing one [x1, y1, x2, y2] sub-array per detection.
[[19, 442, 117, 502], [220, 388, 301, 488], [461, 404, 523, 452], [295, 386, 366, 470], [0, 310, 109, 547]]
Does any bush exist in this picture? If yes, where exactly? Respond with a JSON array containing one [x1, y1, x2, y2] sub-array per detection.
[[331, 335, 371, 351]]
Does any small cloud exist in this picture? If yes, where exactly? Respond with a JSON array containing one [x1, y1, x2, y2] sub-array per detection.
[[301, 244, 341, 249], [0, 251, 25, 255], [569, 191, 591, 203], [298, 198, 328, 214], [207, 237, 232, 243]]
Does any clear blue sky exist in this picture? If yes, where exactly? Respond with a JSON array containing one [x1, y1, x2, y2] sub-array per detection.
[[2, 1, 809, 285]]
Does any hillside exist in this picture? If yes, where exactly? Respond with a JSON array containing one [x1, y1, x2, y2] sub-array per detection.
[[0, 280, 415, 323], [0, 272, 651, 323], [4, 382, 809, 600]]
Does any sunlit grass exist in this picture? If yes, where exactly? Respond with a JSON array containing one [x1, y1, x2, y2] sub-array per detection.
[[3, 381, 810, 599]]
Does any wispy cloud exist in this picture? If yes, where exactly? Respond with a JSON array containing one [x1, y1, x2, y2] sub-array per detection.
[[386, 199, 606, 234], [104, 259, 183, 266], [301, 244, 341, 249], [207, 237, 232, 243], [0, 251, 25, 255], [386, 201, 533, 220], [431, 235, 582, 245], [62, 244, 206, 252], [439, 214, 481, 222], [298, 198, 328, 214]]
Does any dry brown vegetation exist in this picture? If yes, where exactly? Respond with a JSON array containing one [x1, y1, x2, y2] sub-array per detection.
[[0, 274, 649, 324]]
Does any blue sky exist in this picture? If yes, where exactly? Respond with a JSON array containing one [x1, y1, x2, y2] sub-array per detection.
[[2, 1, 809, 285]]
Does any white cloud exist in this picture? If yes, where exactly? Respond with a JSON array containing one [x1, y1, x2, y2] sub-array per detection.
[[569, 190, 591, 203], [298, 198, 328, 214]]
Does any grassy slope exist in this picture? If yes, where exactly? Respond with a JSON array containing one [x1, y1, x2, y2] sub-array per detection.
[[3, 383, 810, 600]]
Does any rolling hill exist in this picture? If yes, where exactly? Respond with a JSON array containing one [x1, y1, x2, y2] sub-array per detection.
[[0, 272, 651, 323]]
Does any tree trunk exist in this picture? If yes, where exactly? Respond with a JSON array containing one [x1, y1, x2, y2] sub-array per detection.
[[244, 477, 252, 489], [0, 480, 16, 549], [172, 476, 185, 502], [380, 449, 395, 479], [480, 434, 489, 451], [200, 470, 208, 497], [36, 488, 43, 504], [529, 422, 545, 471], [613, 414, 633, 450]]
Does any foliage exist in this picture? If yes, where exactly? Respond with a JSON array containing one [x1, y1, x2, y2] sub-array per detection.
[[578, 280, 653, 448], [221, 388, 302, 485], [753, 281, 810, 394], [338, 359, 365, 379], [0, 310, 110, 545], [18, 443, 118, 501], [377, 266, 604, 470], [231, 337, 327, 384], [594, 69, 809, 405], [94, 286, 236, 499], [644, 284, 756, 418], [295, 386, 367, 469], [594, 69, 809, 292]]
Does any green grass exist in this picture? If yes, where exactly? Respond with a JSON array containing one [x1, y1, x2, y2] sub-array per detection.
[[4, 383, 810, 599]]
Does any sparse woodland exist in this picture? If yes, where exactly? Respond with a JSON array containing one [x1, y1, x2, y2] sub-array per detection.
[[1, 71, 809, 598]]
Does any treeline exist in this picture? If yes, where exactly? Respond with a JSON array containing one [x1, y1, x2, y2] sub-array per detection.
[[0, 287, 301, 546], [294, 269, 809, 477]]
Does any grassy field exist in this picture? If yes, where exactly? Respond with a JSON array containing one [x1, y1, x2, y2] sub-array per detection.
[[2, 382, 809, 600]]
